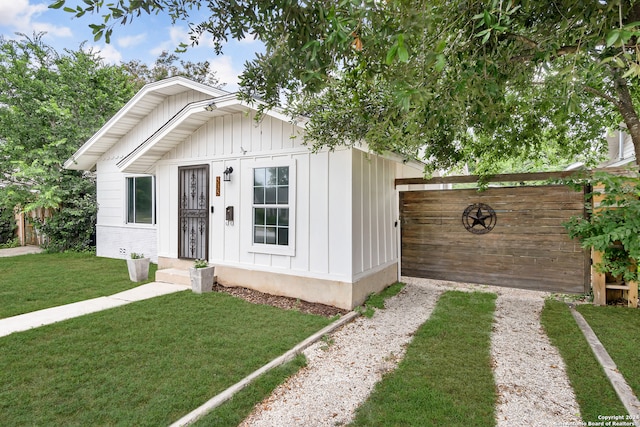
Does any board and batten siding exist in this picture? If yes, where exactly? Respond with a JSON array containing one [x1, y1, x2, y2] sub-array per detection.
[[351, 150, 399, 280], [94, 158, 157, 261], [155, 110, 360, 281], [92, 90, 211, 261], [157, 110, 407, 283]]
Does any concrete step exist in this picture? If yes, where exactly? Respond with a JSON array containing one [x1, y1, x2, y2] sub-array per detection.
[[155, 268, 191, 286], [155, 268, 218, 287]]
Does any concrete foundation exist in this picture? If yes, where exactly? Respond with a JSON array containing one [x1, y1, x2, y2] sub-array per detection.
[[157, 257, 398, 310]]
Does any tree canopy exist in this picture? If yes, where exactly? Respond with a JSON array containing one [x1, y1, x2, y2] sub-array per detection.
[[52, 0, 640, 173], [0, 33, 226, 250], [0, 33, 136, 211], [122, 50, 223, 90], [0, 33, 137, 249]]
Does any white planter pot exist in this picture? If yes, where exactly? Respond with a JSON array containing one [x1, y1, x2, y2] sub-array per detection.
[[190, 266, 215, 293], [127, 258, 150, 282]]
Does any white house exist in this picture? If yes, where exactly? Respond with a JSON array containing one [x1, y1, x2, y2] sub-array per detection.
[[65, 76, 423, 310], [603, 129, 637, 168]]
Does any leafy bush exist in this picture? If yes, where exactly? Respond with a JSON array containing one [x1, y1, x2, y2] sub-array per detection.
[[33, 175, 97, 253], [563, 171, 640, 283], [0, 205, 17, 244]]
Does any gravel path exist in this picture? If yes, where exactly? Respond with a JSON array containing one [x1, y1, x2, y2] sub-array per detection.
[[492, 291, 582, 426], [240, 277, 581, 426]]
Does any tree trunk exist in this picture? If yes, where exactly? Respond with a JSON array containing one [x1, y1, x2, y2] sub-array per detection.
[[614, 76, 640, 170]]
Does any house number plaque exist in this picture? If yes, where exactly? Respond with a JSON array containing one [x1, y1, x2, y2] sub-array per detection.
[[216, 176, 221, 196], [462, 203, 497, 234]]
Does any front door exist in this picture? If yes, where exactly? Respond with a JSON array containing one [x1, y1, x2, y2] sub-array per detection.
[[178, 165, 209, 260]]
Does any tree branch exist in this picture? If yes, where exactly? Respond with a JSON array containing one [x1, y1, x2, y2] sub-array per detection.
[[583, 85, 620, 106], [508, 33, 537, 49]]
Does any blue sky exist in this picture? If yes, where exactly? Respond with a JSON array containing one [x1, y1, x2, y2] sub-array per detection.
[[0, 0, 263, 91]]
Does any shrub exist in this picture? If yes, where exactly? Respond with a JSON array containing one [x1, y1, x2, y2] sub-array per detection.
[[33, 176, 97, 253], [0, 205, 17, 245], [563, 171, 640, 283]]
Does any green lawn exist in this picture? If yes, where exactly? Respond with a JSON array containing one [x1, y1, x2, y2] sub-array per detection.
[[541, 300, 626, 422], [0, 252, 157, 319], [4, 252, 634, 427], [577, 304, 640, 400], [193, 354, 308, 427], [0, 290, 333, 426], [350, 291, 497, 427]]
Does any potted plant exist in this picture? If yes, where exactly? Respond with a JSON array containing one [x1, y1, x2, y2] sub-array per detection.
[[127, 252, 150, 282], [563, 171, 640, 305], [190, 259, 215, 293]]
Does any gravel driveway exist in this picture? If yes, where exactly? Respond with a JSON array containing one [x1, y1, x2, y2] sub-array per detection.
[[241, 277, 582, 426]]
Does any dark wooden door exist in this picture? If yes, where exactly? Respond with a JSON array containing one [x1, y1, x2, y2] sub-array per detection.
[[400, 185, 589, 293], [178, 165, 209, 260]]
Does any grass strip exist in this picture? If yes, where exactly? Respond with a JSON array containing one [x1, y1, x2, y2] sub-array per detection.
[[541, 300, 626, 421], [350, 290, 497, 427], [360, 282, 406, 318], [365, 282, 405, 309], [197, 282, 408, 425], [576, 304, 640, 400], [192, 354, 307, 427], [0, 291, 332, 426], [0, 252, 157, 318]]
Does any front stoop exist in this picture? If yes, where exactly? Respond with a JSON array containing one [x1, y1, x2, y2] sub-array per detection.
[[155, 268, 190, 286], [155, 268, 217, 287]]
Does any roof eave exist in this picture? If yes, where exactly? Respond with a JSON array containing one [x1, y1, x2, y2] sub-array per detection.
[[117, 95, 303, 174], [64, 76, 230, 171]]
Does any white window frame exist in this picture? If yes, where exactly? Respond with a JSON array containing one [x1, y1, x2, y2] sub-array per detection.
[[249, 159, 296, 256], [124, 174, 156, 226]]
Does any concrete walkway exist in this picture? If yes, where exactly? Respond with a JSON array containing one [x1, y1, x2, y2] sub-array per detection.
[[0, 245, 43, 257], [0, 282, 190, 338]]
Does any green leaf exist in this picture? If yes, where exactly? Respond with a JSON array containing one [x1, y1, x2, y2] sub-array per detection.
[[483, 10, 492, 26], [435, 54, 446, 72], [605, 29, 619, 48], [386, 44, 398, 65], [51, 1, 66, 10], [397, 45, 409, 62], [621, 63, 640, 79]]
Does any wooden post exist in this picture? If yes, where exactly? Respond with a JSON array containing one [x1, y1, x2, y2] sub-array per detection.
[[627, 261, 638, 308], [592, 250, 606, 306], [627, 280, 638, 308]]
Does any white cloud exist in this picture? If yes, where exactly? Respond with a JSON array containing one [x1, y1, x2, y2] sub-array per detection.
[[0, 0, 71, 38], [117, 33, 147, 49], [237, 33, 259, 45], [0, 0, 44, 26], [207, 55, 242, 91], [32, 22, 72, 38], [150, 25, 190, 56], [88, 44, 123, 64]]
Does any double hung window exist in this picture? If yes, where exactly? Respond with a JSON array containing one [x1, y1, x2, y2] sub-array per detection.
[[253, 166, 289, 246], [126, 176, 155, 224]]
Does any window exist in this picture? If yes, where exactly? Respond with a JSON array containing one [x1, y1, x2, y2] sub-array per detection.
[[253, 166, 289, 246], [126, 176, 155, 224]]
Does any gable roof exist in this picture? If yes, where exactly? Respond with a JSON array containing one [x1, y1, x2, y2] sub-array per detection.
[[116, 93, 300, 174], [65, 75, 421, 175], [64, 76, 229, 171]]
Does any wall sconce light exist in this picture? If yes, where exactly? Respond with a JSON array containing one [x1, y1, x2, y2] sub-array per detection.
[[204, 101, 217, 111], [223, 167, 233, 182]]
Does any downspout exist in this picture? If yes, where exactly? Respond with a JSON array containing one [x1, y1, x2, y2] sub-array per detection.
[[396, 187, 402, 282], [619, 131, 625, 161]]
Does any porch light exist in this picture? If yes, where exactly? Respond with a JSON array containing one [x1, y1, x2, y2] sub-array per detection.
[[204, 101, 217, 111], [223, 167, 233, 182]]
